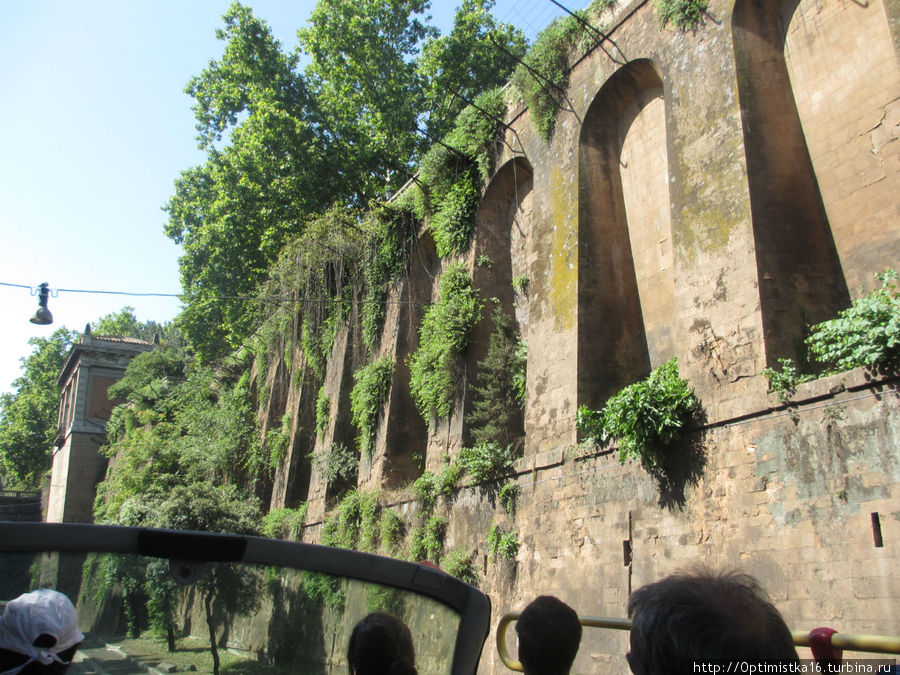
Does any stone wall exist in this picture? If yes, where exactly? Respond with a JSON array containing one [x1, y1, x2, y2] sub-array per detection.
[[254, 0, 900, 669]]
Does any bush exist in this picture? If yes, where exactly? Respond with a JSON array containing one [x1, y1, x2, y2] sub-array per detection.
[[379, 509, 405, 555], [413, 471, 439, 510], [442, 547, 479, 586], [654, 0, 707, 29], [408, 264, 481, 421], [261, 504, 308, 541], [763, 271, 900, 398], [577, 357, 698, 470], [350, 357, 394, 455], [807, 270, 899, 373], [487, 523, 518, 561], [498, 482, 521, 514], [310, 442, 359, 486], [315, 387, 330, 439], [457, 441, 517, 484], [409, 514, 447, 562]]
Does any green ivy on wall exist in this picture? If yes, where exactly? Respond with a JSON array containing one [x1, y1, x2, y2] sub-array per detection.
[[350, 356, 394, 456], [577, 357, 698, 470], [408, 263, 481, 421]]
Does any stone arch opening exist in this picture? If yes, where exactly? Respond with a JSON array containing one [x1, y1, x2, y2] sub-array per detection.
[[376, 228, 438, 485], [732, 0, 853, 366], [578, 59, 673, 407], [464, 157, 533, 447]]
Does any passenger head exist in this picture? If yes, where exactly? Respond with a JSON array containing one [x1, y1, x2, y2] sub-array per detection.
[[515, 595, 582, 675], [627, 569, 798, 675], [0, 589, 84, 675], [347, 612, 417, 675]]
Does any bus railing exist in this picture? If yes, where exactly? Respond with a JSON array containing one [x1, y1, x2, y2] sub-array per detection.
[[496, 612, 900, 672]]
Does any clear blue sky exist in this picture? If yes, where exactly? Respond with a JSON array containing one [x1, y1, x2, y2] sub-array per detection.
[[0, 0, 567, 395]]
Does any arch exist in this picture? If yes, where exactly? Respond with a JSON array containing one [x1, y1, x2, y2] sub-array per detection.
[[377, 228, 438, 485], [578, 59, 674, 407], [464, 157, 533, 446], [732, 0, 852, 365]]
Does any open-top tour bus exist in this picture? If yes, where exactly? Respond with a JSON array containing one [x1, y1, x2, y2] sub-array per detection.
[[0, 522, 491, 675]]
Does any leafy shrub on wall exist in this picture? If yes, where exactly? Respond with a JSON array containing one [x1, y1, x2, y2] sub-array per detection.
[[577, 357, 698, 470], [310, 442, 359, 486], [408, 263, 481, 421], [457, 441, 517, 484], [763, 270, 900, 396], [350, 356, 394, 456]]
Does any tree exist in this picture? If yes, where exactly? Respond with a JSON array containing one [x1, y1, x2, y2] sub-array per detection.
[[418, 0, 526, 139], [165, 2, 331, 362], [0, 328, 77, 487], [93, 306, 185, 349], [298, 0, 437, 200]]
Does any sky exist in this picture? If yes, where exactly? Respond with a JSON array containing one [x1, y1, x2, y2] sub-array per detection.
[[0, 0, 569, 396]]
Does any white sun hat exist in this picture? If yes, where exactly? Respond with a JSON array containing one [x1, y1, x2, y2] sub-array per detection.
[[0, 589, 84, 674]]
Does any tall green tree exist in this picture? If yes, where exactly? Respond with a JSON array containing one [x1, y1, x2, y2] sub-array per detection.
[[92, 306, 185, 349], [0, 328, 77, 487], [165, 2, 330, 361], [418, 0, 526, 139], [298, 0, 437, 199]]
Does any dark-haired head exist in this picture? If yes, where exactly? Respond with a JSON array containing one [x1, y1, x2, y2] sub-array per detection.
[[627, 569, 798, 675], [347, 612, 417, 675], [516, 595, 582, 675]]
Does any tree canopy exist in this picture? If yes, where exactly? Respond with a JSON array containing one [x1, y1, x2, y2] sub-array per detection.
[[164, 0, 526, 362], [0, 328, 77, 488]]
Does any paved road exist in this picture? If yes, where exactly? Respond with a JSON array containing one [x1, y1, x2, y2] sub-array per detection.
[[70, 642, 152, 675]]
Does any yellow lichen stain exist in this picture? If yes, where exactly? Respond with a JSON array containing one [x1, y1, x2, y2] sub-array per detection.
[[676, 150, 743, 262], [547, 166, 578, 331]]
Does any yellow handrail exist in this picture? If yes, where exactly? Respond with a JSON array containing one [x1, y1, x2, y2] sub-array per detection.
[[496, 612, 900, 672]]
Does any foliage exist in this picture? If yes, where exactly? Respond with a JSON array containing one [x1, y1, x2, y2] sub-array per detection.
[[414, 87, 509, 258], [806, 270, 900, 373], [437, 461, 462, 495], [311, 442, 360, 490], [93, 307, 185, 349], [763, 271, 900, 399], [418, 0, 526, 140], [487, 523, 518, 561], [413, 470, 439, 510], [320, 490, 380, 553], [166, 3, 330, 362], [429, 169, 481, 258], [510, 15, 581, 140], [0, 328, 77, 487], [511, 275, 530, 295], [361, 204, 419, 355], [510, 0, 618, 140], [511, 338, 527, 405], [441, 547, 479, 586], [577, 358, 698, 470], [409, 263, 481, 421], [467, 307, 525, 445], [350, 356, 394, 455], [95, 364, 264, 524], [457, 441, 517, 484], [299, 0, 436, 199], [498, 481, 521, 514], [265, 412, 292, 470], [315, 386, 331, 439], [409, 514, 447, 562], [761, 358, 813, 404], [379, 508, 405, 555], [262, 504, 308, 540], [653, 0, 707, 29]]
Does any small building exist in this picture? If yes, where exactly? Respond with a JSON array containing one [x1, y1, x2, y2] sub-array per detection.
[[45, 331, 154, 523]]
